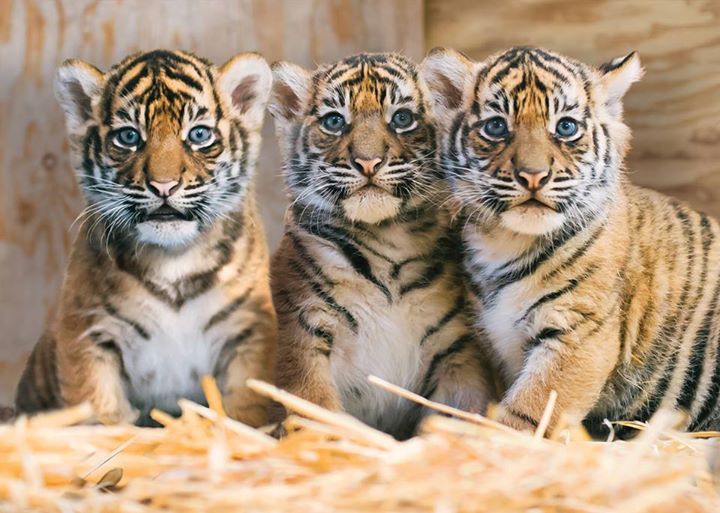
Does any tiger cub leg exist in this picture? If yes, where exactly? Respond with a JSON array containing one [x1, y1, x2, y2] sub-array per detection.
[[215, 326, 276, 427], [271, 312, 343, 421], [497, 321, 620, 434], [56, 337, 139, 425], [422, 337, 500, 422], [15, 332, 63, 414]]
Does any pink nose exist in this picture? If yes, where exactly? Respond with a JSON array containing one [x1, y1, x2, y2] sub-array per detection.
[[354, 157, 383, 177], [515, 168, 551, 192], [149, 179, 180, 198]]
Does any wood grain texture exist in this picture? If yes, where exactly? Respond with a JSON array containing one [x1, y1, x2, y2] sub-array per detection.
[[0, 0, 423, 403], [427, 0, 720, 213]]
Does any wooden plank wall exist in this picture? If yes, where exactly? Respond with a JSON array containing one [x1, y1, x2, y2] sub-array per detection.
[[0, 0, 423, 404], [427, 0, 720, 214]]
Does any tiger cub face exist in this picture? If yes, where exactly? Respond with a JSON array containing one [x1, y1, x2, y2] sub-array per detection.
[[269, 53, 438, 225], [55, 50, 271, 247], [420, 46, 643, 236]]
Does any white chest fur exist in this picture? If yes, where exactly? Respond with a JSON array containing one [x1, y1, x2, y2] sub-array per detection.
[[331, 294, 428, 430], [465, 226, 547, 380], [116, 288, 229, 416], [87, 245, 235, 418], [479, 281, 536, 379], [306, 229, 458, 434]]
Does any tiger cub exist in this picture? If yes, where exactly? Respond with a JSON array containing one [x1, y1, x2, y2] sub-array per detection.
[[421, 46, 720, 437], [15, 50, 276, 427], [268, 53, 496, 439]]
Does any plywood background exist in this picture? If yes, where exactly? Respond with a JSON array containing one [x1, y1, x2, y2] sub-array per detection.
[[427, 0, 720, 214], [0, 0, 423, 404]]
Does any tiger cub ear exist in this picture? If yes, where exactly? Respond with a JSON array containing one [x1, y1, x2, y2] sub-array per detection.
[[268, 61, 311, 126], [54, 59, 104, 134], [598, 51, 644, 117], [420, 47, 475, 126], [217, 53, 273, 131]]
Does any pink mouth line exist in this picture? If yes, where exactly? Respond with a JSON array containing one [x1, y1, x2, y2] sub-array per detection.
[[516, 198, 556, 211], [352, 183, 389, 194]]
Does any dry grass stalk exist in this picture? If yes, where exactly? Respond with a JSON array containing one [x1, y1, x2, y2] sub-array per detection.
[[0, 377, 717, 512]]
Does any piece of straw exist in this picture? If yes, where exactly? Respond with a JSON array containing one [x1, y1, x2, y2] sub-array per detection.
[[247, 379, 397, 449]]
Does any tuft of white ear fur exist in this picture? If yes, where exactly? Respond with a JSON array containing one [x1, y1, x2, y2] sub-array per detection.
[[599, 51, 644, 117], [268, 61, 311, 125], [419, 47, 475, 126], [54, 59, 103, 134], [217, 53, 272, 131]]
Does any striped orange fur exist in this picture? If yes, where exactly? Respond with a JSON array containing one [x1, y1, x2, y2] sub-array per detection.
[[15, 50, 276, 426], [422, 46, 720, 437], [268, 53, 498, 438]]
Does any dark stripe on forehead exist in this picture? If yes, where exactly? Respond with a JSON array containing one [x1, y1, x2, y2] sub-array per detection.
[[323, 53, 416, 84], [526, 53, 573, 84], [340, 52, 412, 70], [508, 68, 548, 96], [163, 67, 204, 91], [531, 48, 581, 73], [487, 47, 582, 88], [484, 47, 530, 83], [117, 64, 151, 101], [103, 51, 209, 124], [112, 50, 206, 79], [375, 62, 416, 80]]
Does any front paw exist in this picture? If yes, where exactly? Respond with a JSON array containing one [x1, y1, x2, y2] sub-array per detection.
[[223, 389, 270, 427], [496, 407, 539, 433], [95, 404, 139, 425], [226, 403, 269, 427], [268, 421, 288, 439]]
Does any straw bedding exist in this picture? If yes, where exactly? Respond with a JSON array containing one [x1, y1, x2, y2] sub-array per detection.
[[1, 377, 719, 513]]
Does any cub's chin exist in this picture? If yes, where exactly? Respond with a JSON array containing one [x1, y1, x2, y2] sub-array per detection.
[[500, 201, 565, 236], [136, 219, 200, 248], [342, 187, 402, 225]]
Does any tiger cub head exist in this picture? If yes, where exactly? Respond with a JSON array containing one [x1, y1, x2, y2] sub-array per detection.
[[269, 53, 438, 225], [55, 50, 272, 247], [420, 46, 643, 236]]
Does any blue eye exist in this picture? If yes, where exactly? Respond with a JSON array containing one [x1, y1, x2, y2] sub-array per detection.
[[114, 127, 141, 148], [321, 112, 346, 133], [556, 118, 579, 138], [391, 109, 415, 131], [482, 117, 509, 138], [188, 126, 213, 145]]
